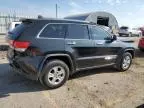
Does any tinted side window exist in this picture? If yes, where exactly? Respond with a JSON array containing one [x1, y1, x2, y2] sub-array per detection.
[[90, 26, 109, 40], [40, 24, 66, 38], [67, 24, 89, 39]]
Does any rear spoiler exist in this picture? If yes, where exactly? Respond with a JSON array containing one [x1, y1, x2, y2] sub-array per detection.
[[20, 18, 35, 24]]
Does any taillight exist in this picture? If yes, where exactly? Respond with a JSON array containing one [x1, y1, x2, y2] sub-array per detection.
[[9, 40, 30, 52], [13, 41, 30, 48]]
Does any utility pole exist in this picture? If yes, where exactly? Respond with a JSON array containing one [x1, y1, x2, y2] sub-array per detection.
[[56, 4, 58, 18]]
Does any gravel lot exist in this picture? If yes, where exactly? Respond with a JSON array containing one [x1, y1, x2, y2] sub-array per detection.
[[0, 49, 144, 108]]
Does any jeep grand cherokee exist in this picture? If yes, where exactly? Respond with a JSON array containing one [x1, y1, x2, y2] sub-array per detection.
[[7, 18, 135, 89]]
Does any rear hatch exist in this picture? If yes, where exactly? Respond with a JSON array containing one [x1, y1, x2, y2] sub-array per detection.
[[6, 19, 36, 59], [7, 19, 49, 60]]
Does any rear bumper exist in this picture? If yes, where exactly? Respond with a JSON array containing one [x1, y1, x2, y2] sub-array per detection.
[[10, 63, 38, 80], [8, 56, 43, 80]]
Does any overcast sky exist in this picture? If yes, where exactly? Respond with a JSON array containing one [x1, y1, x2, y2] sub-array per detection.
[[0, 0, 144, 27]]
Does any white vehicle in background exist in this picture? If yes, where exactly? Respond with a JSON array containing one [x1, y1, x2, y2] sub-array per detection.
[[8, 21, 21, 31], [119, 26, 131, 37], [130, 28, 142, 37], [117, 26, 142, 43], [119, 26, 142, 37]]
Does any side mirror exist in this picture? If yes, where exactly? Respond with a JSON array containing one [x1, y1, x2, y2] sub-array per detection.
[[105, 36, 112, 40], [105, 35, 117, 42], [112, 35, 117, 41]]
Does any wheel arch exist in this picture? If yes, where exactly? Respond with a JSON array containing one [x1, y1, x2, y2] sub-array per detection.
[[124, 49, 135, 58], [38, 53, 75, 78]]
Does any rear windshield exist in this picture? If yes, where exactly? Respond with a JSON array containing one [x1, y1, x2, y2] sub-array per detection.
[[8, 23, 28, 39], [15, 24, 20, 27], [120, 27, 129, 30]]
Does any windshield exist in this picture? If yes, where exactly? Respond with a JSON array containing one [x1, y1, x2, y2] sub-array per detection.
[[120, 27, 129, 30]]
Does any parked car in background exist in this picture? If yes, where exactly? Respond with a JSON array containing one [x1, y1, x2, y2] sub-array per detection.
[[118, 26, 141, 42], [138, 37, 144, 51], [119, 26, 131, 37], [119, 26, 142, 37], [139, 27, 144, 36], [6, 18, 135, 89], [8, 21, 21, 31], [130, 28, 142, 37]]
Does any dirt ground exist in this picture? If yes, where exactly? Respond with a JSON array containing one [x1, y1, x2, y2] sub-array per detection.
[[0, 50, 144, 108]]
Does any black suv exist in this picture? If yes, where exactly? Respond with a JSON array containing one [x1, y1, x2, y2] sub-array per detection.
[[7, 18, 135, 89]]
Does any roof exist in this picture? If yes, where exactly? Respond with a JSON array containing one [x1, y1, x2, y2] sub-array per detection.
[[21, 18, 91, 24]]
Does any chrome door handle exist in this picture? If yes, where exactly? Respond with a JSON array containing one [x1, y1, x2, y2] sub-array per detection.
[[67, 41, 76, 45], [96, 42, 104, 45]]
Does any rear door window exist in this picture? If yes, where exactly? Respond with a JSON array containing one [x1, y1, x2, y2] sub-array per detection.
[[39, 24, 66, 38], [67, 24, 89, 39]]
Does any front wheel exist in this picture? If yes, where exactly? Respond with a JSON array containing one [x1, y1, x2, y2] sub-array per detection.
[[42, 60, 69, 89], [115, 52, 132, 71]]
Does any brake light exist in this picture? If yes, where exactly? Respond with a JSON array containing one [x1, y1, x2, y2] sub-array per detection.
[[9, 40, 30, 52], [13, 41, 30, 48]]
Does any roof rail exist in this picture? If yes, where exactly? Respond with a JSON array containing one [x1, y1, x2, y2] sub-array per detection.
[[89, 22, 97, 25]]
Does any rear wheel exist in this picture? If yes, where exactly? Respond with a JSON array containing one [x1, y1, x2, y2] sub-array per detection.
[[42, 60, 69, 89], [115, 52, 132, 71]]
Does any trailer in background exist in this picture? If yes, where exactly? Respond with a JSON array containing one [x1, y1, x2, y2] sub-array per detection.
[[65, 11, 119, 34]]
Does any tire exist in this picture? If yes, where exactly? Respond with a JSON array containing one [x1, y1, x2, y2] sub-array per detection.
[[115, 52, 132, 72], [42, 59, 69, 89]]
